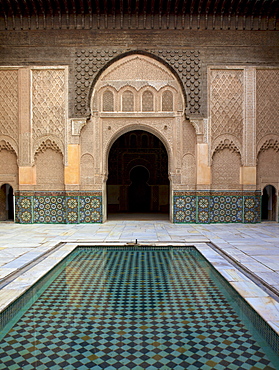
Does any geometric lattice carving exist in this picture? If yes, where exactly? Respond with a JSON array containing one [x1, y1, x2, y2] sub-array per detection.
[[81, 153, 94, 185], [181, 154, 196, 185], [35, 149, 64, 190], [212, 148, 241, 188], [259, 138, 279, 153], [122, 91, 134, 112], [257, 148, 279, 184], [256, 69, 279, 143], [34, 139, 63, 157], [74, 49, 201, 117], [210, 69, 243, 143], [162, 90, 173, 111], [183, 121, 196, 156], [0, 70, 18, 142], [32, 69, 66, 151], [152, 50, 201, 114], [103, 90, 114, 112], [0, 149, 18, 178], [142, 90, 154, 112], [0, 139, 16, 154], [213, 139, 241, 157]]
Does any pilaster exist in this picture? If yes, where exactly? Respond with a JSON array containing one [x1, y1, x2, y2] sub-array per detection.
[[243, 67, 257, 189]]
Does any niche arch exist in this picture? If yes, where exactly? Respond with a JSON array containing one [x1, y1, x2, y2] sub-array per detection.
[[89, 52, 188, 222], [0, 183, 14, 221], [261, 185, 277, 221]]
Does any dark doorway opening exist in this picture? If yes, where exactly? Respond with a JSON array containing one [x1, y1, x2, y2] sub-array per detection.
[[107, 130, 169, 219], [0, 184, 14, 221], [129, 166, 151, 212], [261, 185, 277, 221]]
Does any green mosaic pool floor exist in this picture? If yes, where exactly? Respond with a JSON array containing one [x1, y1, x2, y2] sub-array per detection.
[[0, 248, 278, 369]]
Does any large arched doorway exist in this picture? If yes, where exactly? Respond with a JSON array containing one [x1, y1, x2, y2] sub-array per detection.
[[107, 130, 169, 219], [261, 185, 277, 221], [0, 184, 14, 221]]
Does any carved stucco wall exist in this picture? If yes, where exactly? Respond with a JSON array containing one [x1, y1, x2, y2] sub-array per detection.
[[35, 148, 64, 190], [257, 148, 279, 186], [80, 120, 95, 187], [32, 68, 67, 160], [181, 121, 196, 186], [0, 69, 18, 154], [74, 49, 201, 118], [212, 148, 241, 189], [0, 59, 277, 223], [89, 54, 186, 188], [0, 149, 18, 185], [256, 69, 279, 144], [0, 70, 19, 191], [210, 68, 243, 155], [256, 69, 279, 190]]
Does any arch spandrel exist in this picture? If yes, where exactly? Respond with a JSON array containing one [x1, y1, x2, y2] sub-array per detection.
[[92, 54, 185, 114], [0, 136, 18, 157], [256, 134, 279, 157], [99, 55, 175, 82]]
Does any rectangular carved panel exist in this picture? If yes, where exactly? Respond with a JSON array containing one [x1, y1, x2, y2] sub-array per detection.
[[32, 68, 66, 153], [210, 69, 244, 144], [256, 69, 279, 144], [0, 69, 18, 142]]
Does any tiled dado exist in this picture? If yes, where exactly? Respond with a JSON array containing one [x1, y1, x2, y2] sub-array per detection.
[[15, 192, 102, 224], [173, 191, 261, 224]]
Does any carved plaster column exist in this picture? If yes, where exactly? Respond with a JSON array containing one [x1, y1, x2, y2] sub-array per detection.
[[189, 118, 211, 189], [64, 118, 86, 189], [92, 112, 104, 188], [18, 68, 36, 189], [241, 67, 257, 190]]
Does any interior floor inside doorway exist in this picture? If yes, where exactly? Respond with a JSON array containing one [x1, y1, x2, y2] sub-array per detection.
[[107, 213, 170, 221]]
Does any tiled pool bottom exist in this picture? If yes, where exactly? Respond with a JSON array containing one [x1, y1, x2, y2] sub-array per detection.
[[0, 248, 279, 370]]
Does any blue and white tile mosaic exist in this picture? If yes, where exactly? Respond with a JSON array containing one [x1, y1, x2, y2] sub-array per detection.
[[243, 195, 261, 223], [173, 191, 261, 224], [15, 192, 102, 224], [65, 196, 79, 224], [173, 195, 196, 223], [197, 196, 210, 223], [210, 195, 243, 223], [80, 195, 102, 223], [34, 195, 65, 224], [15, 191, 261, 224], [15, 194, 33, 224]]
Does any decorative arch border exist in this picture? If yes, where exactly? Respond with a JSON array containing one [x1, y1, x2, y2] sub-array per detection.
[[211, 136, 242, 165], [257, 135, 279, 158], [0, 136, 18, 156], [104, 123, 173, 221], [104, 123, 173, 178], [86, 50, 188, 117], [34, 137, 64, 159], [260, 183, 278, 195]]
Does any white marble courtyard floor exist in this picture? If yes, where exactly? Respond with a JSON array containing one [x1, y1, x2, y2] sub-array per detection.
[[0, 220, 279, 334]]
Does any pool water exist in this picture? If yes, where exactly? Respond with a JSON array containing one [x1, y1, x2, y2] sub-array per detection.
[[0, 247, 279, 370]]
